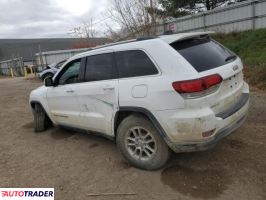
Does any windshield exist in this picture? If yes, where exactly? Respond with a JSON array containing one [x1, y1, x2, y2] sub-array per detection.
[[56, 60, 66, 69]]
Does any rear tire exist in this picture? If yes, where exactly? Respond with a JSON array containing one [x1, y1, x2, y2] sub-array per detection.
[[116, 114, 170, 170], [33, 104, 50, 132]]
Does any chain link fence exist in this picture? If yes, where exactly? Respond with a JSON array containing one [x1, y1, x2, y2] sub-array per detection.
[[0, 58, 25, 77]]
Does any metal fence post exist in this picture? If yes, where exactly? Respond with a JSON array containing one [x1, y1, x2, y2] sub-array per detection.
[[203, 13, 206, 31], [38, 44, 44, 70], [252, 0, 256, 30], [20, 57, 24, 76], [11, 58, 15, 76], [163, 18, 166, 33]]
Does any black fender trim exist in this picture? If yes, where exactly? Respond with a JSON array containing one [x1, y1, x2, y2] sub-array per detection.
[[117, 106, 169, 141], [30, 101, 52, 122], [58, 125, 115, 141]]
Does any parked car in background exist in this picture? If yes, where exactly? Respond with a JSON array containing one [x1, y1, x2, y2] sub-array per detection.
[[30, 32, 249, 170], [38, 59, 66, 80]]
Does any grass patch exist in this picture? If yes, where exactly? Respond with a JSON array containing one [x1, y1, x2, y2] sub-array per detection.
[[213, 28, 266, 89]]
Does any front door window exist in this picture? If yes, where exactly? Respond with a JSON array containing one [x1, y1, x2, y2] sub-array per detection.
[[58, 59, 81, 85]]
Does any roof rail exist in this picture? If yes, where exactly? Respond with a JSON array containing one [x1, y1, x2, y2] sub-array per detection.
[[136, 36, 157, 41], [163, 30, 174, 35], [90, 39, 136, 50]]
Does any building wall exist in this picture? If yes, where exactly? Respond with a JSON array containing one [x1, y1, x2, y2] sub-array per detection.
[[35, 48, 91, 66], [0, 38, 109, 62]]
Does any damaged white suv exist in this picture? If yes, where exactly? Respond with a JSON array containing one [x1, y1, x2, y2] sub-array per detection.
[[30, 32, 249, 170]]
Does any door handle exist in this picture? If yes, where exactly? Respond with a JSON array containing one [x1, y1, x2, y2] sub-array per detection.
[[103, 85, 115, 90], [66, 90, 74, 93]]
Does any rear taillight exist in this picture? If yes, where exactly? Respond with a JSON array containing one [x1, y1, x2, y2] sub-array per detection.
[[172, 74, 222, 97]]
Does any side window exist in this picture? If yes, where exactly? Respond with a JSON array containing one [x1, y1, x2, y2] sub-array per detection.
[[58, 59, 81, 85], [85, 53, 116, 82], [116, 50, 158, 78]]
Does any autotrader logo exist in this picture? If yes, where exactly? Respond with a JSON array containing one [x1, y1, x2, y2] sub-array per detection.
[[0, 188, 54, 200]]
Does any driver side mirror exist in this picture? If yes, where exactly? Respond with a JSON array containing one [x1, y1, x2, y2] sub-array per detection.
[[44, 77, 54, 87]]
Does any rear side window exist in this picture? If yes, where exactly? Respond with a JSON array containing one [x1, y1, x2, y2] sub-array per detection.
[[171, 37, 236, 72], [85, 53, 116, 82], [116, 50, 158, 78]]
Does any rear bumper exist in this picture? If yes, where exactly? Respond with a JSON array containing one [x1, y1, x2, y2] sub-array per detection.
[[168, 111, 248, 152], [215, 93, 249, 119], [153, 83, 250, 153]]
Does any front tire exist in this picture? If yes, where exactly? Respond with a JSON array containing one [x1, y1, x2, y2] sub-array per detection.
[[33, 104, 50, 132], [116, 114, 170, 170]]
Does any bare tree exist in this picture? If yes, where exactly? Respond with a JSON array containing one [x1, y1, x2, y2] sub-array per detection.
[[104, 23, 123, 42], [70, 18, 97, 38], [106, 0, 160, 39], [69, 17, 98, 48]]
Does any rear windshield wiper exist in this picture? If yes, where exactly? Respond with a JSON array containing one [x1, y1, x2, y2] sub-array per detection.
[[225, 55, 237, 62]]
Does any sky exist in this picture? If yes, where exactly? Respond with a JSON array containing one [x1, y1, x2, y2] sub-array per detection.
[[0, 0, 112, 38]]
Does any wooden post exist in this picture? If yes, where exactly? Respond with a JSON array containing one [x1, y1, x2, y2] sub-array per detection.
[[10, 68, 14, 78], [30, 66, 33, 75], [24, 67, 28, 79]]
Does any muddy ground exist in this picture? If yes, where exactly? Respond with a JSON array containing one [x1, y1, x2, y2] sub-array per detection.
[[0, 77, 265, 200]]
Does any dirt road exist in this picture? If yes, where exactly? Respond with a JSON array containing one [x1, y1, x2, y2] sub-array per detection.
[[0, 77, 265, 200]]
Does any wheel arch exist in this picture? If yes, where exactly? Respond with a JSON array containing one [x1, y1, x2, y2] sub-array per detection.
[[114, 107, 169, 142], [30, 100, 44, 110], [30, 100, 53, 123]]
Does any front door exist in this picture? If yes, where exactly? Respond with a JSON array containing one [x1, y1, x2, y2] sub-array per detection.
[[46, 58, 83, 127]]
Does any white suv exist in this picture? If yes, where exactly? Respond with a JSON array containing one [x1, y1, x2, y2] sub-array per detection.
[[30, 32, 249, 170]]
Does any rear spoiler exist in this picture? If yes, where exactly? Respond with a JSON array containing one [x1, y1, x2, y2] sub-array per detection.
[[159, 31, 215, 44]]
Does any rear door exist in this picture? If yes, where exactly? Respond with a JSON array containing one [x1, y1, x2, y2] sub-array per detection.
[[76, 51, 119, 135]]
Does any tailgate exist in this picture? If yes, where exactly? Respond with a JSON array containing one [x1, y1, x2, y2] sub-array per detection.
[[184, 58, 245, 116]]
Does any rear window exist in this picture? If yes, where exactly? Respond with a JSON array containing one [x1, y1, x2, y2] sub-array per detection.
[[116, 50, 158, 78], [171, 37, 236, 72], [85, 53, 116, 82]]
